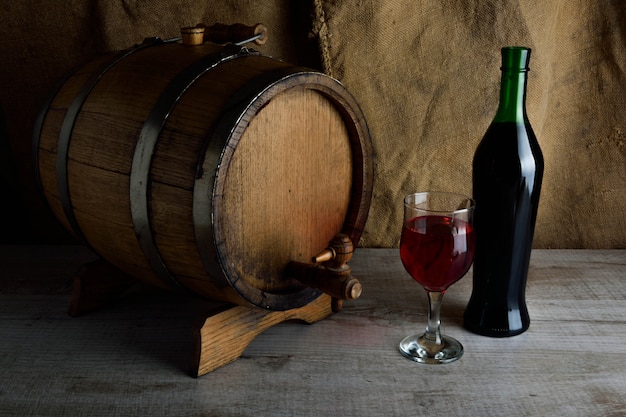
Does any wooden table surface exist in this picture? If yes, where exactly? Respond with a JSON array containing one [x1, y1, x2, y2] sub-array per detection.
[[1, 246, 624, 417]]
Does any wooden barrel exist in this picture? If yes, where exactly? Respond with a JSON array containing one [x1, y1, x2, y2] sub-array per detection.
[[33, 38, 373, 310]]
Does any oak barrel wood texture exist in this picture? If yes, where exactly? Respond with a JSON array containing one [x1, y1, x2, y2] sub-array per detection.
[[34, 39, 373, 310]]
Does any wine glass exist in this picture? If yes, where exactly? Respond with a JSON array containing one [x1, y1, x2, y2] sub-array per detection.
[[399, 192, 475, 364]]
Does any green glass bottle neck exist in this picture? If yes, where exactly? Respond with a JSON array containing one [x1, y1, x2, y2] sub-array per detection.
[[493, 47, 531, 124]]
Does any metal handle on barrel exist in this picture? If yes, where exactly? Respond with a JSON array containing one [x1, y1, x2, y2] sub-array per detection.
[[181, 23, 268, 46]]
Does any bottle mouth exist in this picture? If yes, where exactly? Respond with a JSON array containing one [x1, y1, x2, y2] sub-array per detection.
[[500, 46, 531, 72]]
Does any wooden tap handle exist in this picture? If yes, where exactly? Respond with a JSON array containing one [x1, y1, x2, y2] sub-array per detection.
[[198, 23, 268, 45], [312, 233, 353, 266], [312, 247, 335, 264], [287, 233, 361, 301]]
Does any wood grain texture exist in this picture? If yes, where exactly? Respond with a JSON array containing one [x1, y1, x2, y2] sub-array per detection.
[[221, 86, 351, 294], [1, 247, 624, 416], [34, 41, 373, 310], [191, 294, 333, 377]]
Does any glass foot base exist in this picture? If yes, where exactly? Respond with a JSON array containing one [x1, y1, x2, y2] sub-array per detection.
[[399, 333, 464, 364]]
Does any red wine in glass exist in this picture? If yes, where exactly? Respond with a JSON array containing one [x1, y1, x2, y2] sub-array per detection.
[[400, 215, 475, 292], [398, 192, 475, 364]]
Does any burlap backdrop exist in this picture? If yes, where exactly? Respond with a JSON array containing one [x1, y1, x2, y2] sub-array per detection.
[[312, 0, 626, 248], [2, 1, 625, 248]]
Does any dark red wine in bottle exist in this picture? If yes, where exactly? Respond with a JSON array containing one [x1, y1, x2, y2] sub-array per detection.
[[463, 47, 544, 337]]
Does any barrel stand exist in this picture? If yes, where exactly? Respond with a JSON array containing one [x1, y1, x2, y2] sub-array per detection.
[[67, 259, 335, 377]]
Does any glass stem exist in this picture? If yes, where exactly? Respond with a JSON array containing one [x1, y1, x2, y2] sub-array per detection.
[[424, 291, 444, 346]]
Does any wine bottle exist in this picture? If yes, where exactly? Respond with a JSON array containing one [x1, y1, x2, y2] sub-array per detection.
[[463, 47, 544, 337]]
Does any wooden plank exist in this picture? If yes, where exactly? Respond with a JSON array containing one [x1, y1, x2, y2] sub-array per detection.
[[67, 259, 138, 317], [191, 294, 334, 377], [0, 247, 624, 417]]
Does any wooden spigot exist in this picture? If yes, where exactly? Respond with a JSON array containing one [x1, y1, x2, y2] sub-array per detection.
[[286, 234, 362, 304], [181, 23, 268, 46]]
